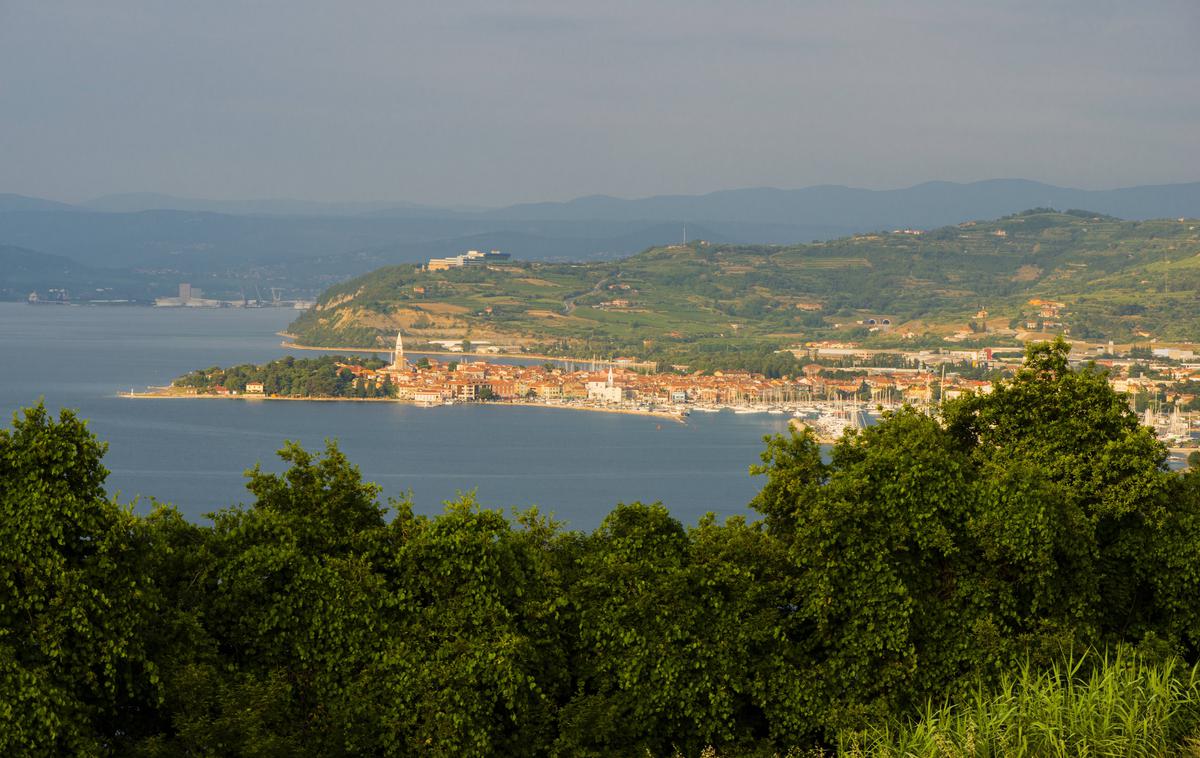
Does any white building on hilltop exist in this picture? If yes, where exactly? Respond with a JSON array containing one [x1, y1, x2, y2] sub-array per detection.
[[427, 249, 511, 271]]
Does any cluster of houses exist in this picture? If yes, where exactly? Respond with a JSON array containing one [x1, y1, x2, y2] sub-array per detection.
[[331, 357, 992, 409], [194, 336, 1200, 424], [182, 340, 1199, 448]]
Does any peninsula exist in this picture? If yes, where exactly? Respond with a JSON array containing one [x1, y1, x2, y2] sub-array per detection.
[[132, 333, 1200, 454]]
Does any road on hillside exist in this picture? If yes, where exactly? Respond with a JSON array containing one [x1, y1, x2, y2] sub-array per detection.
[[562, 273, 617, 315]]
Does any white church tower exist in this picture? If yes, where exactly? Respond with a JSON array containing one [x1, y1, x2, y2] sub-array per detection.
[[587, 364, 625, 404], [391, 332, 406, 371]]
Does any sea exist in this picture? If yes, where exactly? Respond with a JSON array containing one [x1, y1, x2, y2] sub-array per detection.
[[0, 302, 793, 530]]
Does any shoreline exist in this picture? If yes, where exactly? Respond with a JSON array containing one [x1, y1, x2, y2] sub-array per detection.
[[120, 390, 686, 421], [116, 391, 1199, 448], [275, 333, 649, 367]]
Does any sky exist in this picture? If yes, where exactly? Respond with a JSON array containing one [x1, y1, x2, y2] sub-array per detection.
[[1, 0, 1197, 207]]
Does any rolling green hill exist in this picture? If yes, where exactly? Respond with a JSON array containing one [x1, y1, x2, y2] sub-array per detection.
[[287, 210, 1200, 361]]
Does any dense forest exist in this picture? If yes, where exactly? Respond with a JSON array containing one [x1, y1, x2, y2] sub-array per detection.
[[7, 341, 1200, 755]]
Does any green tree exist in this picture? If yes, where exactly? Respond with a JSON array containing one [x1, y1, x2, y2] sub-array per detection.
[[759, 410, 982, 734], [750, 339, 1181, 738], [559, 503, 803, 755], [352, 499, 571, 757], [158, 441, 393, 754], [748, 427, 826, 538], [0, 405, 159, 754], [943, 338, 1173, 644]]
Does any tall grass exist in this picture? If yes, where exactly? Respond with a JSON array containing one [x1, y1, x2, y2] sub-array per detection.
[[838, 648, 1200, 757]]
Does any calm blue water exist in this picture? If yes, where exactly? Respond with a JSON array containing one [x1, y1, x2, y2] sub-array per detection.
[[0, 303, 790, 528]]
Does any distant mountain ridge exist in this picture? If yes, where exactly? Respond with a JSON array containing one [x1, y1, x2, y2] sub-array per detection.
[[81, 193, 431, 217], [0, 193, 82, 213], [472, 179, 1200, 227], [2, 180, 1198, 300], [4, 179, 1198, 224]]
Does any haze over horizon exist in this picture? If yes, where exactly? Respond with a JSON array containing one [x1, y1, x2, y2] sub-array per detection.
[[8, 177, 1200, 216], [2, 1, 1197, 207], [2, 177, 1198, 218]]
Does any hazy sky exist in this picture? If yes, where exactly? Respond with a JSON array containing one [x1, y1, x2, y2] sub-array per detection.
[[1, 1, 1197, 206]]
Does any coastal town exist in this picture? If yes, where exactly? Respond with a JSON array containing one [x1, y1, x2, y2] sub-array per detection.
[[143, 333, 1200, 453]]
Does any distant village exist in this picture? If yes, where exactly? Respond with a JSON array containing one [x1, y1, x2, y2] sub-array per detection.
[[159, 332, 1200, 454]]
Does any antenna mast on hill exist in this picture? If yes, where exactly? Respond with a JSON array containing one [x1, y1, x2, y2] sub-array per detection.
[[683, 225, 687, 245]]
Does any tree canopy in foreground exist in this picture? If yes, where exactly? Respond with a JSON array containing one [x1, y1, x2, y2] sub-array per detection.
[[4, 340, 1200, 756]]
